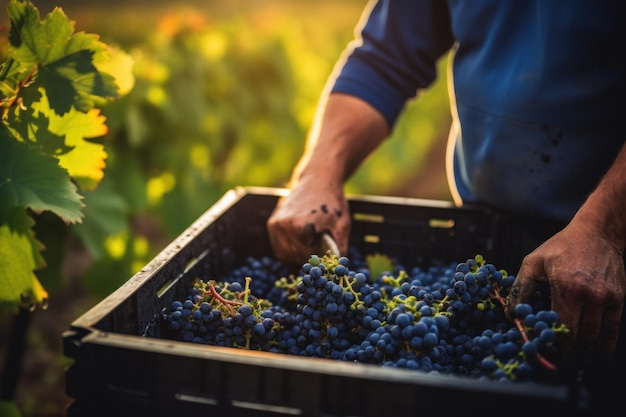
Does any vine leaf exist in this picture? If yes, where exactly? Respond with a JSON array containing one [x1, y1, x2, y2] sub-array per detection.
[[71, 182, 129, 259], [33, 93, 109, 191], [0, 0, 134, 316], [95, 45, 136, 96], [7, 0, 119, 114], [366, 253, 395, 279], [0, 208, 47, 314], [0, 138, 84, 224]]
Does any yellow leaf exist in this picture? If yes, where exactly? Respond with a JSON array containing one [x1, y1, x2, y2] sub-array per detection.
[[94, 46, 135, 95], [57, 115, 108, 190], [0, 210, 48, 315], [29, 275, 49, 307], [33, 93, 109, 191]]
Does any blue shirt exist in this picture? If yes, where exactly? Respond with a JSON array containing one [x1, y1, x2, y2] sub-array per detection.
[[332, 0, 626, 222]]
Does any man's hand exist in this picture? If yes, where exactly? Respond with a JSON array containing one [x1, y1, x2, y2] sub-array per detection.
[[266, 93, 389, 271], [506, 220, 625, 364], [267, 178, 350, 270]]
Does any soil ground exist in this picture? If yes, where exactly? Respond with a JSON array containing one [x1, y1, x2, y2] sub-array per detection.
[[0, 245, 99, 417]]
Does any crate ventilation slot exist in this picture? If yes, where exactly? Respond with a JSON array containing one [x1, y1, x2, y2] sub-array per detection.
[[231, 400, 304, 415], [174, 393, 218, 406], [429, 218, 455, 229], [353, 211, 456, 243], [353, 212, 384, 223]]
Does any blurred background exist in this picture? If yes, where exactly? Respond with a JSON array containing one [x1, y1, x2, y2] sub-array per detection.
[[0, 1, 452, 416]]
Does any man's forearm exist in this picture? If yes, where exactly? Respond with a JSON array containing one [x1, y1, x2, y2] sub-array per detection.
[[573, 141, 626, 252], [289, 93, 390, 187]]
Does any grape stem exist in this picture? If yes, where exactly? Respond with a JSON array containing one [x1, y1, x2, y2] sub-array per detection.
[[490, 288, 558, 372], [204, 282, 242, 316], [0, 66, 37, 112], [512, 317, 558, 371], [240, 277, 252, 305]]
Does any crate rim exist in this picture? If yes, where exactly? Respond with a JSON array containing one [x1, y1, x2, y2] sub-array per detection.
[[68, 323, 573, 402]]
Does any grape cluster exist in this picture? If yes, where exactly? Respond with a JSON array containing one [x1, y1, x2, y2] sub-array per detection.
[[162, 252, 569, 382]]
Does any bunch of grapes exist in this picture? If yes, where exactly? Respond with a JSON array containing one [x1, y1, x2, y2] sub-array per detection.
[[165, 277, 276, 350], [162, 252, 569, 382]]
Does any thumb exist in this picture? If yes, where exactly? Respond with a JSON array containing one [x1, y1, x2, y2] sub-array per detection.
[[505, 257, 546, 318]]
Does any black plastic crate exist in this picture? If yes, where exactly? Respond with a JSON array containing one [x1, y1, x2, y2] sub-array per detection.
[[63, 186, 602, 417]]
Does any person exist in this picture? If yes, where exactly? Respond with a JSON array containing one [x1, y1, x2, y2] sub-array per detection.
[[266, 0, 626, 366]]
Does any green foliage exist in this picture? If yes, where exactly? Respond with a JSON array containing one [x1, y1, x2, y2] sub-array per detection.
[[0, 208, 45, 314], [365, 253, 396, 280], [64, 11, 314, 297], [0, 137, 84, 222], [345, 56, 451, 196], [6, 0, 118, 111], [0, 0, 131, 314], [1, 1, 451, 302], [0, 400, 22, 417]]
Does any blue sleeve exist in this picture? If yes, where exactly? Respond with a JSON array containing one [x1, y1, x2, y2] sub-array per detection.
[[331, 0, 454, 126]]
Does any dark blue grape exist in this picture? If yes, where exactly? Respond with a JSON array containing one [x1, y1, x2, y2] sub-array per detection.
[[162, 252, 567, 382]]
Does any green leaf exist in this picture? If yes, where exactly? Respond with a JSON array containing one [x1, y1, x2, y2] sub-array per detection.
[[106, 148, 149, 212], [71, 182, 129, 259], [0, 137, 84, 224], [366, 253, 396, 279], [5, 104, 71, 155], [0, 57, 34, 105], [7, 0, 119, 115], [9, 1, 86, 65], [0, 400, 23, 417], [7, 0, 41, 60], [37, 50, 118, 114], [0, 208, 47, 315]]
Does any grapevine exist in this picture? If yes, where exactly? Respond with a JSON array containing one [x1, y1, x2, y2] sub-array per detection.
[[0, 0, 133, 314], [162, 251, 570, 382]]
